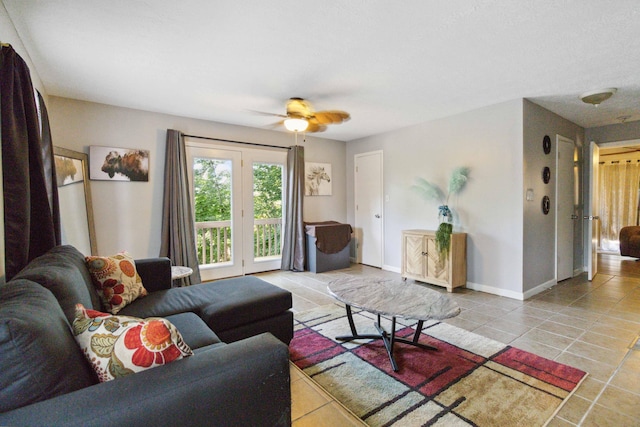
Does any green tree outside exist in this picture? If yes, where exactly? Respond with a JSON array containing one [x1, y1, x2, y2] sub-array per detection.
[[192, 158, 283, 263]]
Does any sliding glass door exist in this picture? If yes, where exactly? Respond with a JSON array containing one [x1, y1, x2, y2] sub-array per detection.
[[187, 143, 285, 281]]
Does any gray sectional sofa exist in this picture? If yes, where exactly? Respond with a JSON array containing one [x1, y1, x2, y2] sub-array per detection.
[[0, 245, 293, 426]]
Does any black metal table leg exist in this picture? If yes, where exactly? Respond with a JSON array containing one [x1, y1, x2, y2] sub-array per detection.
[[335, 306, 438, 372], [336, 305, 382, 342], [374, 317, 398, 371], [413, 320, 424, 343]]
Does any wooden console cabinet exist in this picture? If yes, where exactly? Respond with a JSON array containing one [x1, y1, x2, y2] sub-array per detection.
[[401, 229, 467, 292]]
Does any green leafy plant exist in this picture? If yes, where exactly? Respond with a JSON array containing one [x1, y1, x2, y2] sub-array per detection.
[[436, 222, 453, 260], [412, 167, 470, 259]]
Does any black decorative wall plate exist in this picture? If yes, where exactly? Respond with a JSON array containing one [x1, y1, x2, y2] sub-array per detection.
[[542, 166, 551, 184], [543, 135, 551, 154], [542, 195, 550, 214]]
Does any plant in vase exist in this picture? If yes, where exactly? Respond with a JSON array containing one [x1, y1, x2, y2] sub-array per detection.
[[412, 167, 470, 260]]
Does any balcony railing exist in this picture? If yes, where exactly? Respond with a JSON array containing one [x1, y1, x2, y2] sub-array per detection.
[[195, 218, 282, 265]]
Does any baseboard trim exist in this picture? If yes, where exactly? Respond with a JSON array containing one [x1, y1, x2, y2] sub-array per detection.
[[465, 279, 557, 301], [465, 282, 525, 300], [522, 279, 557, 300], [383, 265, 401, 274]]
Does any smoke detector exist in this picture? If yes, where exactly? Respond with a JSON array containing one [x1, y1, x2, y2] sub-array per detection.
[[580, 88, 617, 107]]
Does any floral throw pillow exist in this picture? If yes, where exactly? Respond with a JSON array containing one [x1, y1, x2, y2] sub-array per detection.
[[85, 252, 147, 314], [72, 304, 193, 382]]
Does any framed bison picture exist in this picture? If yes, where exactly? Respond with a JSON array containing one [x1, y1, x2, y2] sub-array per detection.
[[89, 146, 149, 182]]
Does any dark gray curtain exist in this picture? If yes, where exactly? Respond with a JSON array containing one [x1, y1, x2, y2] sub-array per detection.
[[159, 129, 201, 286], [37, 90, 61, 242], [281, 145, 305, 271], [1, 45, 60, 280]]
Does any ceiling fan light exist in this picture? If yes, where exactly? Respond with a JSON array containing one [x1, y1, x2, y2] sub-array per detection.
[[284, 118, 308, 132], [580, 88, 617, 106]]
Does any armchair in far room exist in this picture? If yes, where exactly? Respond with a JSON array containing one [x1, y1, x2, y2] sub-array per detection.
[[619, 226, 640, 258]]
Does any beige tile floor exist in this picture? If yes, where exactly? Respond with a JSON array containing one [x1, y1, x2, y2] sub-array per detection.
[[256, 254, 640, 426]]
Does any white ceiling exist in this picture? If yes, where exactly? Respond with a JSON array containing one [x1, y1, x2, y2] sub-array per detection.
[[4, 0, 640, 142]]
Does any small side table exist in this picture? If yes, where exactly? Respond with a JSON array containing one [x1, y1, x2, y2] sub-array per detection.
[[171, 266, 193, 286]]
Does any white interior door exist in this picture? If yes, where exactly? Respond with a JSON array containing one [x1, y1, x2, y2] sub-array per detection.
[[556, 136, 575, 281], [587, 141, 600, 280], [355, 151, 383, 267]]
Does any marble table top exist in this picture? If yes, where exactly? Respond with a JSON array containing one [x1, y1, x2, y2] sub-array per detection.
[[171, 266, 193, 280], [327, 276, 460, 321]]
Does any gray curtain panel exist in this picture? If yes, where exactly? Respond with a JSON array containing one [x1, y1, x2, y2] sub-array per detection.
[[37, 90, 62, 244], [159, 129, 201, 286], [0, 45, 60, 280], [281, 145, 305, 271]]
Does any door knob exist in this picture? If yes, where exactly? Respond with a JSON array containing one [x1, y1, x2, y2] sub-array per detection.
[[375, 214, 381, 218], [583, 216, 600, 220]]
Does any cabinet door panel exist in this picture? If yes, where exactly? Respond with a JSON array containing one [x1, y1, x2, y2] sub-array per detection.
[[426, 237, 449, 282], [404, 234, 425, 277]]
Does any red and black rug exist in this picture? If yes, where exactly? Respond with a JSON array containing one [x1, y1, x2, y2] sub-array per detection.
[[290, 304, 587, 426]]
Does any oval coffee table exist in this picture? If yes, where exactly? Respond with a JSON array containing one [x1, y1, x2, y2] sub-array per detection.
[[328, 276, 460, 371]]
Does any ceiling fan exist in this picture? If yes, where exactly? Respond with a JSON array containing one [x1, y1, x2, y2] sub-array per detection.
[[261, 97, 350, 133]]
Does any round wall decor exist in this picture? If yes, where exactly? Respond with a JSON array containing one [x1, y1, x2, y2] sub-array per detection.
[[542, 195, 550, 215], [542, 166, 551, 184], [543, 135, 551, 154]]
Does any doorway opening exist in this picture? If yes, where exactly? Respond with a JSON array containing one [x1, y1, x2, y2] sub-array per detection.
[[187, 143, 286, 281], [587, 138, 640, 280], [596, 140, 640, 254]]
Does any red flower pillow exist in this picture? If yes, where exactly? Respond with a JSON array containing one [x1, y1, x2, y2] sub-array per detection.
[[85, 252, 147, 314], [72, 304, 193, 382]]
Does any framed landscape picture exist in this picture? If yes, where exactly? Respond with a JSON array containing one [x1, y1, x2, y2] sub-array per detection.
[[89, 146, 150, 181], [305, 162, 332, 196]]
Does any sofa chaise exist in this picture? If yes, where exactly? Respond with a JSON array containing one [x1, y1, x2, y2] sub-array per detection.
[[0, 245, 293, 426], [620, 226, 640, 258]]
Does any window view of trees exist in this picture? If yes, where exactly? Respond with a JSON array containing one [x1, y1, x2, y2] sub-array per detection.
[[192, 158, 283, 265], [193, 158, 232, 264], [253, 163, 283, 258], [194, 159, 231, 222]]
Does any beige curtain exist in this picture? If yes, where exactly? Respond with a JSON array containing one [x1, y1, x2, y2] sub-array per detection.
[[598, 161, 640, 252]]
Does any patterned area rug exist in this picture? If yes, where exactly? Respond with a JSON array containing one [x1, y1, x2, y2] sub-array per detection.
[[290, 304, 587, 426]]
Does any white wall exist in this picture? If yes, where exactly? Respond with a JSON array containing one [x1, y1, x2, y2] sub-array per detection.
[[48, 96, 346, 258], [522, 100, 584, 294], [586, 121, 640, 144], [346, 100, 525, 297], [0, 4, 46, 96]]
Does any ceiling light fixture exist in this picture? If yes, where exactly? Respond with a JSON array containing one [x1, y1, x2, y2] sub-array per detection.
[[284, 118, 308, 132], [580, 88, 617, 107]]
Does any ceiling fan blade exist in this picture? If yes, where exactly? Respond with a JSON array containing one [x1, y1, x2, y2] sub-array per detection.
[[267, 120, 285, 129], [248, 109, 288, 119], [306, 118, 327, 133], [313, 110, 350, 125]]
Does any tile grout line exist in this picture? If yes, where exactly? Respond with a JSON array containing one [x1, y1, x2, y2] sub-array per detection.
[[576, 346, 635, 426]]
